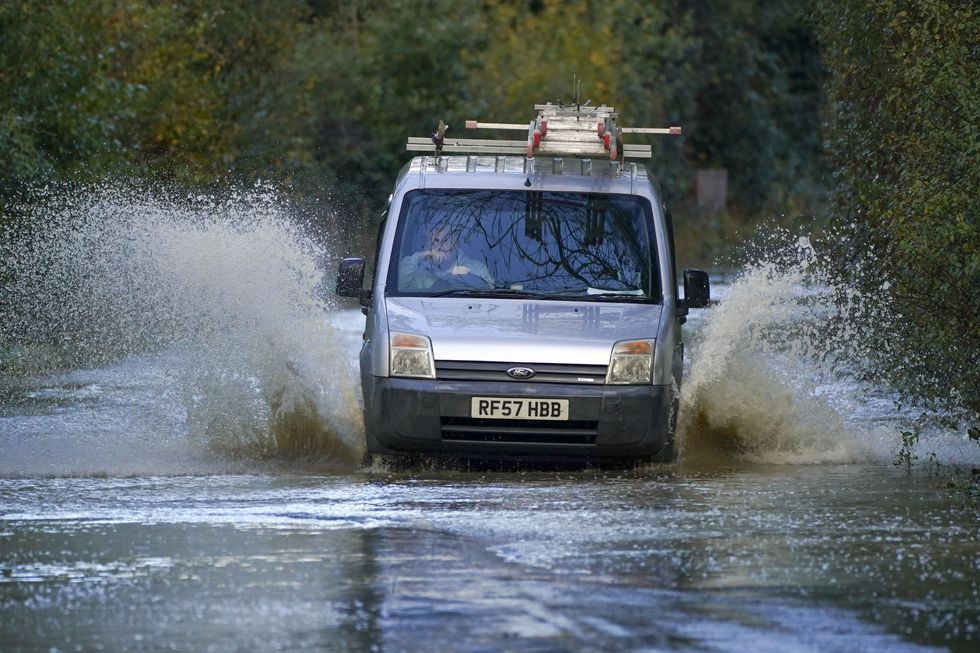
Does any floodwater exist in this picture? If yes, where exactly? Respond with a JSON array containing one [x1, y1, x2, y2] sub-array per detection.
[[1, 189, 978, 651], [2, 465, 977, 652]]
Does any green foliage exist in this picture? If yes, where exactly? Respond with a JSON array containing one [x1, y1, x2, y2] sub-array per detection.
[[816, 0, 980, 417], [686, 1, 826, 215], [0, 0, 313, 200], [295, 0, 488, 212], [1, 0, 827, 224], [0, 1, 126, 191], [897, 427, 919, 474]]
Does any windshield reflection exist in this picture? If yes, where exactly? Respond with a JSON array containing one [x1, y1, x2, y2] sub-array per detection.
[[389, 190, 659, 302]]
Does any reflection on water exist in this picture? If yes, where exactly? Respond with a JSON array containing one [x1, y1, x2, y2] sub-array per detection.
[[1, 187, 978, 651], [1, 469, 975, 651]]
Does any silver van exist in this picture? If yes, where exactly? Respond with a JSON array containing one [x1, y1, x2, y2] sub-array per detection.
[[337, 102, 709, 463]]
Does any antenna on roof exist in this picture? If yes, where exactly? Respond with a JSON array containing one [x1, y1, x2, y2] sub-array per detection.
[[571, 74, 590, 110]]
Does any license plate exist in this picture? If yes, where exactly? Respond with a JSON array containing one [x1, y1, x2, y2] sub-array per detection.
[[470, 397, 569, 421]]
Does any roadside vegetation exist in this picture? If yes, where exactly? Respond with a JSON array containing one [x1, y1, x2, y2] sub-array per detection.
[[1, 1, 824, 238], [815, 0, 979, 434], [1, 1, 976, 453]]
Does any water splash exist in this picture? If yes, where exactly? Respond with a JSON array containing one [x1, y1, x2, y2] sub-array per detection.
[[0, 183, 364, 474], [678, 236, 977, 467], [3, 187, 975, 475]]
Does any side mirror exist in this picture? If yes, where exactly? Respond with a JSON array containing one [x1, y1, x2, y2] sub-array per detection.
[[336, 257, 366, 299], [682, 269, 710, 309]]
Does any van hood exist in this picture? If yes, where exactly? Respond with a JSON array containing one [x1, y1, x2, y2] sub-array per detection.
[[385, 296, 663, 365]]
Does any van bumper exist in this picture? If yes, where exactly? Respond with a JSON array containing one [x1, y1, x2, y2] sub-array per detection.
[[361, 375, 676, 462]]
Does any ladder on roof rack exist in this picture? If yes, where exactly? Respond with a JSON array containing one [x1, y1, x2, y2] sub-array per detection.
[[406, 88, 681, 161]]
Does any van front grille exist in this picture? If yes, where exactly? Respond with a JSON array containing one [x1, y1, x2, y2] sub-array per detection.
[[440, 416, 598, 445], [435, 361, 606, 385]]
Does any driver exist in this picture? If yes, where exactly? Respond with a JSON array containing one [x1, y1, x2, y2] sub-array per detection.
[[398, 226, 493, 291]]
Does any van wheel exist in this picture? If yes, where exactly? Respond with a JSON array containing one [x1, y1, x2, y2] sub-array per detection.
[[652, 397, 680, 463], [652, 437, 677, 463]]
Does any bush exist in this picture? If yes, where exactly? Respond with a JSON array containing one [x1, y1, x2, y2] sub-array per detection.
[[816, 0, 980, 418]]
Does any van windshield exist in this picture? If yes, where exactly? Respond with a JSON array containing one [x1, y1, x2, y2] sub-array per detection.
[[389, 190, 659, 302]]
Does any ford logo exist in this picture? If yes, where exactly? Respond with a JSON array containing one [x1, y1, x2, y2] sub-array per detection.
[[506, 366, 536, 380]]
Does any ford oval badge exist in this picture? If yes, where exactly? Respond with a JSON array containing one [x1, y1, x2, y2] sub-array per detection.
[[506, 366, 536, 380]]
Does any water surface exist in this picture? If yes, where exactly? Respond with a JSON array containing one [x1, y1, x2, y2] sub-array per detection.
[[1, 188, 976, 652]]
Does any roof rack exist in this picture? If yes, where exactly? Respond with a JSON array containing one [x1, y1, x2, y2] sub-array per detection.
[[406, 83, 681, 162]]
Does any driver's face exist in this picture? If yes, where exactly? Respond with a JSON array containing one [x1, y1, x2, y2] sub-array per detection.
[[425, 228, 457, 260]]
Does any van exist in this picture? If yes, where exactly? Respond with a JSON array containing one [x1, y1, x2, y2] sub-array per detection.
[[337, 102, 710, 463]]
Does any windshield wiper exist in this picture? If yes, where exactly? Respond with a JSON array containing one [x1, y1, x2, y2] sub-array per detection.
[[585, 293, 656, 302], [426, 288, 542, 299], [545, 292, 656, 302], [424, 287, 655, 301]]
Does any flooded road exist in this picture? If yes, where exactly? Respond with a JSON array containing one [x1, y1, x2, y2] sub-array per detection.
[[2, 303, 977, 652], [1, 190, 977, 651], [1, 465, 977, 651]]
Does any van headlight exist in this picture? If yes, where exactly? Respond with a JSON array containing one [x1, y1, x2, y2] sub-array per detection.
[[606, 340, 653, 384], [390, 332, 435, 379]]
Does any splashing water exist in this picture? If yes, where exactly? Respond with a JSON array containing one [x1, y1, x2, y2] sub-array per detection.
[[1, 183, 364, 474], [2, 188, 976, 475], [678, 236, 977, 467]]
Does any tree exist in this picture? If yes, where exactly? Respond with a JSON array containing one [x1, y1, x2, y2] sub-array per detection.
[[816, 0, 980, 417], [684, 0, 825, 215]]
